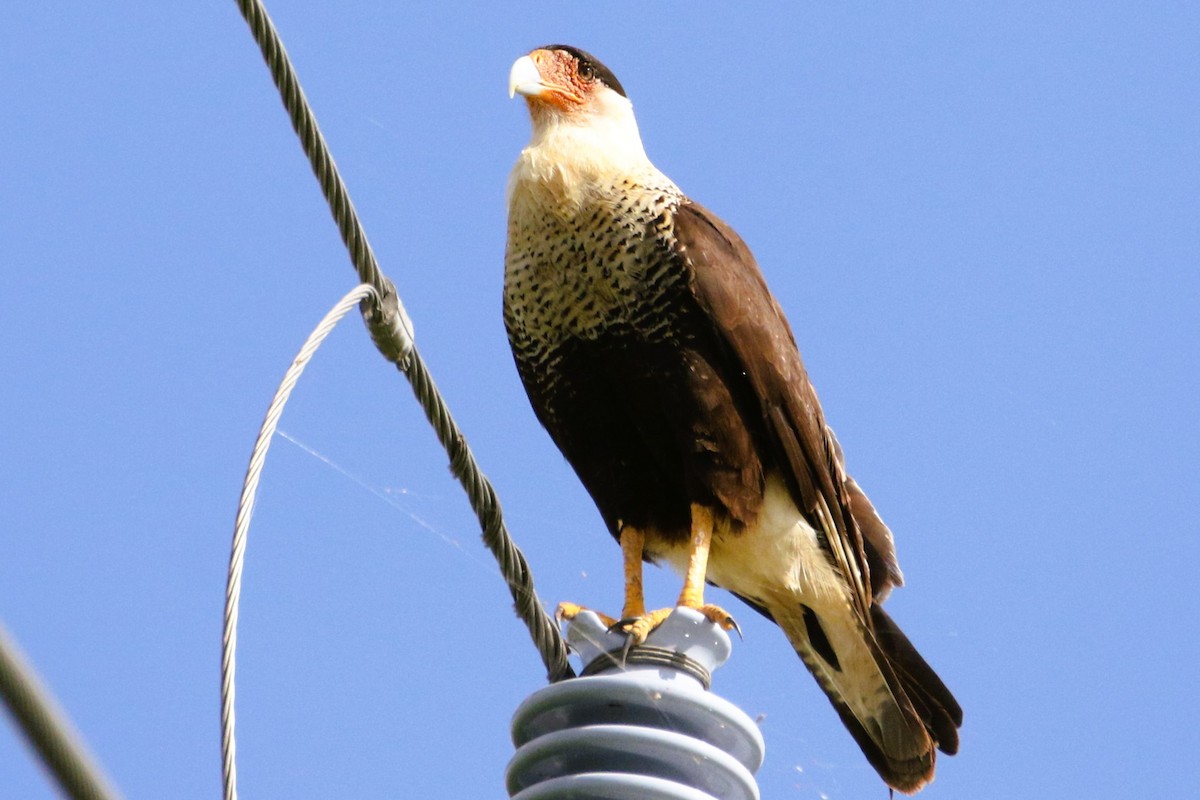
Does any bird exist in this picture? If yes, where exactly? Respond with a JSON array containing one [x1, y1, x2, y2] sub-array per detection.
[[504, 45, 962, 794]]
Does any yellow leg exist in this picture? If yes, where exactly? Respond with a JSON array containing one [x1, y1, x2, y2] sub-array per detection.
[[618, 506, 738, 645], [620, 525, 647, 621], [555, 524, 646, 629], [677, 505, 714, 608], [677, 504, 738, 633], [558, 510, 738, 646]]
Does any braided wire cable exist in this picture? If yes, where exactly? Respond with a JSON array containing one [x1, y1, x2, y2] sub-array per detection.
[[0, 620, 125, 800], [233, 0, 390, 300], [222, 284, 377, 800], [398, 350, 573, 683], [226, 1, 575, 796], [230, 0, 570, 679]]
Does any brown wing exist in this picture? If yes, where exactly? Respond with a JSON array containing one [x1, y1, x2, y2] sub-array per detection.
[[673, 201, 961, 789], [672, 199, 901, 613], [828, 425, 905, 599]]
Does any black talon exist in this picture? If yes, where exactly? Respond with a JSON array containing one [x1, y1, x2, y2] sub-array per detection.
[[729, 616, 744, 640], [619, 631, 637, 666], [607, 617, 637, 635]]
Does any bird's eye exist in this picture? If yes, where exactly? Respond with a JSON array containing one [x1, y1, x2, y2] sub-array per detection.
[[578, 62, 595, 82]]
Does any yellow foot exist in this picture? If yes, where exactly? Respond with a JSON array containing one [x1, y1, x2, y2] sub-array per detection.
[[557, 602, 742, 649], [611, 604, 742, 648], [695, 603, 742, 639], [609, 607, 675, 648], [555, 601, 619, 629]]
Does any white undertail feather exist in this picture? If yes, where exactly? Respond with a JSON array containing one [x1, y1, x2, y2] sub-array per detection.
[[645, 475, 929, 767], [646, 475, 851, 611]]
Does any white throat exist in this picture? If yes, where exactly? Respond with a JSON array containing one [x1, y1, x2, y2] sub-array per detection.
[[507, 91, 658, 213]]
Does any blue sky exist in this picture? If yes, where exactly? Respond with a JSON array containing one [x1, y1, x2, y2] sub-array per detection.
[[2, 2, 1197, 798]]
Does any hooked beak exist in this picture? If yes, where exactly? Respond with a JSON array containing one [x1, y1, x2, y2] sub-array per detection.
[[508, 54, 545, 99], [508, 51, 582, 106]]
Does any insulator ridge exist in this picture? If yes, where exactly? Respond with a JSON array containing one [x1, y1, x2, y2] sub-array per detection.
[[507, 609, 764, 800]]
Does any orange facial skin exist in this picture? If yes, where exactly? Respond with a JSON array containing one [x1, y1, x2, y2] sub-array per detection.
[[525, 48, 595, 113]]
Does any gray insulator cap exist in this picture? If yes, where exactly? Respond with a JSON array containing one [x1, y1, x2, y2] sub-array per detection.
[[507, 608, 765, 800]]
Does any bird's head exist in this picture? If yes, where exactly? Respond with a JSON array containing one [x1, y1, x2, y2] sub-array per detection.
[[507, 46, 654, 205], [511, 45, 652, 163], [509, 45, 627, 122]]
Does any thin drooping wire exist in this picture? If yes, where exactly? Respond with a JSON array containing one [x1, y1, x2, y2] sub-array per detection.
[[231, 0, 568, 680], [225, 1, 574, 796], [230, 0, 569, 681], [222, 284, 376, 800], [0, 619, 125, 800]]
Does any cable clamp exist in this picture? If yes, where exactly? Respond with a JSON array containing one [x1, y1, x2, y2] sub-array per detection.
[[361, 277, 415, 366]]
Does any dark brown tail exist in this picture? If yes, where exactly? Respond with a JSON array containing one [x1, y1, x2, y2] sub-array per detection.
[[765, 599, 962, 793], [870, 606, 962, 756]]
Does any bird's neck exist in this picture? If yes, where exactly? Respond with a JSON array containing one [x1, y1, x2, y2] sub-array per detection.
[[507, 104, 660, 216]]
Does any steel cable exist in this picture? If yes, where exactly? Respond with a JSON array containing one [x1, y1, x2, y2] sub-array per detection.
[[225, 2, 575, 799], [222, 284, 377, 800], [0, 619, 125, 800], [229, 0, 569, 684]]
